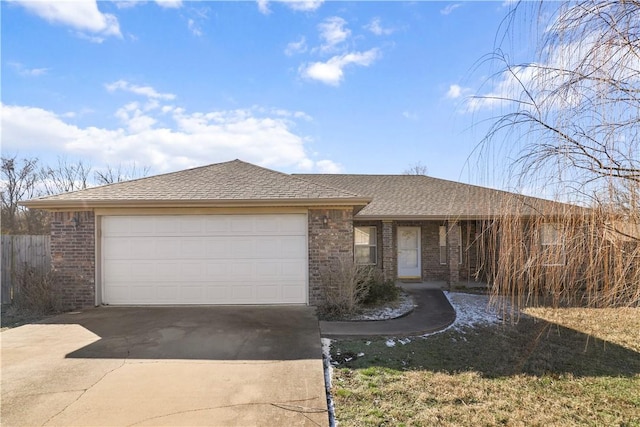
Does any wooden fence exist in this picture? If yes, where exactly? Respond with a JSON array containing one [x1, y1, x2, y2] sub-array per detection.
[[1, 235, 51, 304]]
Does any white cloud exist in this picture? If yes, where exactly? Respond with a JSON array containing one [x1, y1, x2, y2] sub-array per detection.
[[318, 16, 350, 52], [284, 0, 324, 12], [188, 19, 202, 36], [365, 17, 394, 36], [112, 1, 142, 9], [155, 0, 182, 8], [440, 3, 462, 15], [465, 65, 538, 112], [402, 111, 418, 120], [9, 0, 121, 40], [1, 103, 335, 174], [8, 62, 49, 77], [257, 0, 271, 14], [105, 80, 176, 100], [316, 159, 342, 173], [300, 48, 380, 86], [285, 36, 307, 56], [446, 84, 463, 99], [257, 0, 323, 14]]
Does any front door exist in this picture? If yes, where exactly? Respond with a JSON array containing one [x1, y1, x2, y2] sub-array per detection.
[[397, 227, 421, 278]]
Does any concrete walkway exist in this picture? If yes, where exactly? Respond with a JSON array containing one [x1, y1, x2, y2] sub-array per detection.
[[319, 285, 456, 338]]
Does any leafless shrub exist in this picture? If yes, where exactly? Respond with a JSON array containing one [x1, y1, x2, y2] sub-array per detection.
[[319, 256, 377, 318], [12, 263, 62, 315]]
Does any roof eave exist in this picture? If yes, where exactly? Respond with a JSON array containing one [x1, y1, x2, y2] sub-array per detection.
[[19, 197, 372, 210], [353, 214, 501, 221]]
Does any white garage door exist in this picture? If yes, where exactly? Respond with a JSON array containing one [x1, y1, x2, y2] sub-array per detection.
[[101, 214, 307, 305]]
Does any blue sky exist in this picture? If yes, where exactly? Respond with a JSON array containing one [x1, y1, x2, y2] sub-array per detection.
[[2, 0, 533, 187]]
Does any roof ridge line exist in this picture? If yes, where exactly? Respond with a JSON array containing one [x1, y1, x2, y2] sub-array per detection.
[[232, 160, 366, 199]]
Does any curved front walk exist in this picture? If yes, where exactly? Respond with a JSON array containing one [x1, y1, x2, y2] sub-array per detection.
[[319, 288, 456, 338]]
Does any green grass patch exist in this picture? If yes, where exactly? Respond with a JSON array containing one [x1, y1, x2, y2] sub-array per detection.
[[331, 308, 640, 426]]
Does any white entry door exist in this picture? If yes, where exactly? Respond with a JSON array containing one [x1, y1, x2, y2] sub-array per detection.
[[397, 227, 421, 278]]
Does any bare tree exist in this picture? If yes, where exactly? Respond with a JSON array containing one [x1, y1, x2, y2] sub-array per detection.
[[403, 162, 429, 176], [40, 157, 92, 195], [474, 1, 640, 308], [1, 156, 47, 234], [94, 163, 150, 185]]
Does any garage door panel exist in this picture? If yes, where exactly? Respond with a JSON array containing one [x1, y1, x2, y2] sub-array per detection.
[[255, 216, 280, 233], [180, 239, 205, 257], [157, 285, 180, 301], [231, 285, 254, 301], [230, 238, 255, 258], [280, 236, 307, 257], [104, 260, 132, 280], [255, 284, 279, 301], [102, 214, 307, 305], [230, 217, 255, 233], [282, 283, 306, 300], [205, 261, 229, 278]]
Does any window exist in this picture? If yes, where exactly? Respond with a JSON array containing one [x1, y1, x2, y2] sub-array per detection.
[[440, 225, 462, 265], [455, 225, 463, 264], [354, 226, 377, 265], [541, 223, 565, 265], [439, 226, 447, 264]]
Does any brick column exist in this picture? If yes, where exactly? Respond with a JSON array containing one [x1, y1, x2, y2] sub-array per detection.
[[381, 220, 395, 280], [447, 221, 460, 285], [308, 208, 354, 305], [50, 211, 95, 309]]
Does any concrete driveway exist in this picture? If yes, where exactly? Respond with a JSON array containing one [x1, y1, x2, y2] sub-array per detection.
[[1, 306, 328, 426]]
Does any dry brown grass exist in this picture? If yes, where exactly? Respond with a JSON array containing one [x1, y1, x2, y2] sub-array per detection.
[[335, 370, 639, 426], [525, 307, 640, 353], [331, 307, 640, 426]]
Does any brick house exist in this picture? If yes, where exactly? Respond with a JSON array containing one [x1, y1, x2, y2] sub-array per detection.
[[22, 159, 553, 310]]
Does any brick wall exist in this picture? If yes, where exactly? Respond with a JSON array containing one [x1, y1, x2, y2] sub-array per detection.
[[447, 221, 461, 284], [50, 211, 95, 309], [308, 208, 354, 305], [421, 221, 450, 281], [352, 219, 480, 283]]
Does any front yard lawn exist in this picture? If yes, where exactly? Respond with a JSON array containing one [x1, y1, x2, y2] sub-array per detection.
[[329, 301, 640, 426]]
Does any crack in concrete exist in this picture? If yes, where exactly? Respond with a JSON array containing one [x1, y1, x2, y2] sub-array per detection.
[[126, 397, 327, 427], [41, 342, 131, 427]]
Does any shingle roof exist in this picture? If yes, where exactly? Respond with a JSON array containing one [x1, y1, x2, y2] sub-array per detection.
[[22, 160, 370, 209], [295, 174, 563, 219], [22, 159, 568, 216]]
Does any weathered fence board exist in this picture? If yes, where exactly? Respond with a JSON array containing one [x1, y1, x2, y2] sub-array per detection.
[[1, 235, 51, 304]]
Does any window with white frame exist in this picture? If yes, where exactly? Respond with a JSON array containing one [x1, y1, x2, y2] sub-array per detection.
[[541, 223, 565, 266], [439, 226, 447, 264], [354, 226, 377, 265]]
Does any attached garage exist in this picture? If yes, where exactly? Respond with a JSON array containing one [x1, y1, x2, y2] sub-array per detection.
[[101, 214, 308, 305], [21, 160, 369, 310]]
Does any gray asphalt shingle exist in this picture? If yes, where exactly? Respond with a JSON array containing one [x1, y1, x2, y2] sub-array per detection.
[[26, 160, 364, 203], [23, 159, 565, 217], [295, 174, 559, 218]]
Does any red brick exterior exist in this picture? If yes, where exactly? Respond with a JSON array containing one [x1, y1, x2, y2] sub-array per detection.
[[354, 219, 482, 285], [307, 208, 354, 305], [47, 209, 481, 309], [50, 211, 95, 309]]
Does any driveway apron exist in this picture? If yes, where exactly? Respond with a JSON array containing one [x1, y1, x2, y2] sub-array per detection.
[[1, 306, 328, 427]]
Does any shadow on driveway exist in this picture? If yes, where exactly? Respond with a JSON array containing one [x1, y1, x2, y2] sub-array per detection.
[[44, 305, 322, 360], [1, 305, 329, 427]]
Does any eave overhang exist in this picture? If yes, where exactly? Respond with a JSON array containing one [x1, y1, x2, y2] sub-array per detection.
[[19, 197, 373, 211]]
